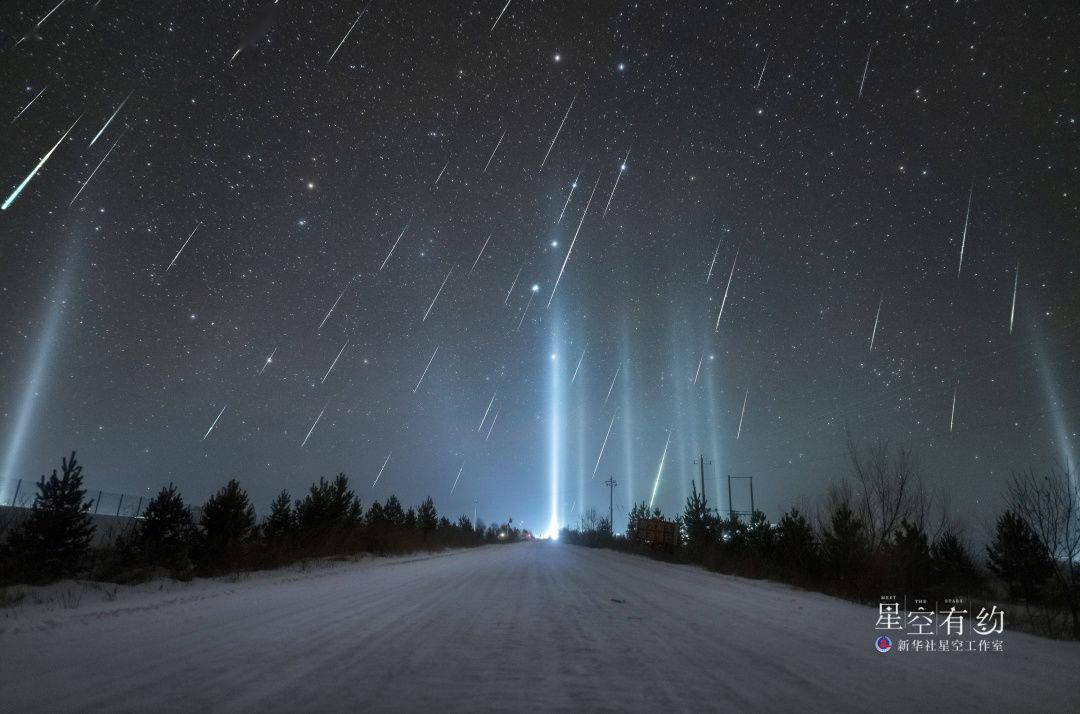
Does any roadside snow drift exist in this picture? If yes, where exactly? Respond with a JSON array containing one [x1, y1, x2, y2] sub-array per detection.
[[2, 542, 1078, 711]]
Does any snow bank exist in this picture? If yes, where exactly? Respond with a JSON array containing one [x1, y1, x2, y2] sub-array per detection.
[[1, 543, 1077, 711]]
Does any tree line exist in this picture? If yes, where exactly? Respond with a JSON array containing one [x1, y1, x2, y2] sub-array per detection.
[[562, 441, 1080, 640], [0, 451, 522, 586]]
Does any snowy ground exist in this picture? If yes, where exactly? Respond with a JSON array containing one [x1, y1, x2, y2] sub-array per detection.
[[2, 542, 1077, 712]]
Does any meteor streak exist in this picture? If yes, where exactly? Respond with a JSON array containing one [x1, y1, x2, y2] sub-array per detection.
[[469, 234, 492, 274], [490, 0, 513, 32], [319, 277, 355, 331], [422, 265, 455, 322], [2, 115, 81, 211], [478, 391, 496, 431], [89, 91, 132, 146], [11, 86, 47, 124], [327, 4, 370, 66], [413, 345, 439, 393], [1009, 263, 1018, 334], [591, 410, 617, 478], [602, 148, 630, 218], [756, 55, 768, 89], [70, 130, 124, 206], [321, 341, 348, 383], [570, 343, 587, 383], [258, 347, 277, 375], [693, 351, 704, 385], [736, 388, 748, 439], [379, 217, 410, 271], [516, 284, 539, 330], [705, 238, 721, 283], [868, 295, 882, 353], [165, 222, 201, 272], [556, 170, 581, 224], [301, 406, 326, 447], [450, 459, 466, 494], [433, 160, 449, 187], [202, 405, 227, 441], [504, 263, 524, 304], [37, 0, 67, 28], [485, 406, 500, 441], [958, 182, 973, 278], [540, 96, 575, 168], [603, 364, 621, 406], [548, 172, 600, 308], [483, 129, 506, 173], [648, 429, 673, 508], [858, 46, 873, 98], [949, 382, 958, 432], [372, 452, 391, 488], [714, 247, 740, 331]]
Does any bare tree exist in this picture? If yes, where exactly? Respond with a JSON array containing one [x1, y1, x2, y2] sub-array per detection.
[[846, 439, 931, 552], [1007, 466, 1080, 639]]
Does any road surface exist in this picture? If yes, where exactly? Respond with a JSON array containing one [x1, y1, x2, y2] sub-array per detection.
[[2, 542, 1078, 711]]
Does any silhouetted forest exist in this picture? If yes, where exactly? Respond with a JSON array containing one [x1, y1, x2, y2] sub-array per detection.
[[563, 441, 1080, 640], [0, 451, 523, 587]]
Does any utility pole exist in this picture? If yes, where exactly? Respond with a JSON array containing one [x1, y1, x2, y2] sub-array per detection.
[[603, 476, 618, 532], [693, 455, 712, 502], [473, 498, 478, 528], [727, 474, 755, 521]]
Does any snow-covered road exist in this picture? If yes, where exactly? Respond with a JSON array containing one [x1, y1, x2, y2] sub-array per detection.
[[2, 542, 1078, 711]]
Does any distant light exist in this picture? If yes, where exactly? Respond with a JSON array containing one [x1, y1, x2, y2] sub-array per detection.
[[617, 63, 625, 71], [550, 240, 558, 247], [553, 53, 561, 62], [550, 529, 560, 541], [531, 284, 539, 292], [620, 163, 627, 171], [550, 352, 557, 361], [306, 181, 315, 190]]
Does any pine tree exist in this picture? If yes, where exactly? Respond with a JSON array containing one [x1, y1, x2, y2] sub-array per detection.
[[199, 479, 256, 570], [820, 503, 868, 593], [931, 529, 982, 594], [383, 495, 406, 527], [746, 510, 773, 559], [137, 483, 195, 577], [4, 452, 95, 583], [891, 519, 932, 595], [682, 482, 714, 553], [986, 510, 1053, 602], [263, 490, 294, 541], [295, 474, 362, 535], [774, 508, 818, 580], [366, 501, 386, 527], [417, 497, 438, 534], [456, 514, 473, 534], [626, 501, 656, 544], [403, 507, 417, 530]]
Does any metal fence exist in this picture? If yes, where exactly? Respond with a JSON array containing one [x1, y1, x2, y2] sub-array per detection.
[[6, 478, 150, 518]]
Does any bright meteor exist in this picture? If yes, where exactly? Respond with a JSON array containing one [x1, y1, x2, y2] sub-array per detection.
[[2, 115, 81, 211]]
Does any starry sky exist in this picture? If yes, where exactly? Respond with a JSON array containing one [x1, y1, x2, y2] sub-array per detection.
[[1, 0, 1078, 536]]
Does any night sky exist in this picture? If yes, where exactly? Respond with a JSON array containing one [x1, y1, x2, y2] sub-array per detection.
[[1, 1, 1078, 537]]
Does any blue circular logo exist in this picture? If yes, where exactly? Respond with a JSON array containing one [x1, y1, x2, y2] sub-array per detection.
[[875, 635, 893, 654]]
